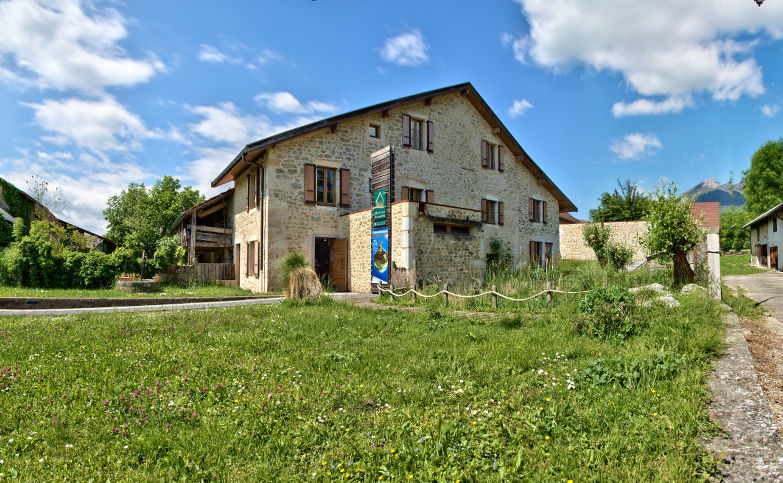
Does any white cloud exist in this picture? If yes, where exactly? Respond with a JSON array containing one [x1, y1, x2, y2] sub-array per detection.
[[761, 104, 780, 117], [188, 102, 267, 145], [254, 92, 337, 115], [501, 32, 530, 64], [197, 44, 241, 64], [508, 99, 533, 117], [610, 133, 662, 160], [257, 47, 284, 65], [25, 96, 150, 152], [0, 0, 164, 91], [511, 0, 783, 113], [612, 96, 693, 117], [2, 151, 152, 233], [380, 29, 429, 66]]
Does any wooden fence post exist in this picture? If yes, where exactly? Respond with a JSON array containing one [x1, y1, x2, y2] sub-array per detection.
[[390, 284, 395, 302], [444, 283, 449, 307], [492, 284, 498, 309], [546, 281, 552, 306], [412, 290, 417, 304]]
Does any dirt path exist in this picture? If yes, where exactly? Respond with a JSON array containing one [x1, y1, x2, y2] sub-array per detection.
[[739, 315, 783, 435]]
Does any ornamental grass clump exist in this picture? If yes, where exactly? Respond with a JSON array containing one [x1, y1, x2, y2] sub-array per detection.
[[286, 266, 322, 300], [279, 252, 308, 286], [575, 286, 638, 339]]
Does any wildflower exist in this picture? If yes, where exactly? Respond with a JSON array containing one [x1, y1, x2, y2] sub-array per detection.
[[545, 436, 550, 440], [65, 444, 73, 449], [123, 445, 128, 449], [38, 458, 43, 463], [7, 439, 12, 443], [340, 469, 345, 473], [546, 398, 550, 402]]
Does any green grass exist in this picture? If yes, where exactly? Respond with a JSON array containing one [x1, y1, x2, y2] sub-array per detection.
[[721, 283, 765, 319], [0, 283, 257, 299], [720, 254, 765, 276], [0, 287, 724, 480]]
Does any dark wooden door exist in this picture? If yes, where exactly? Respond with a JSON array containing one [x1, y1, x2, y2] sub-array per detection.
[[772, 246, 778, 270], [330, 238, 347, 292]]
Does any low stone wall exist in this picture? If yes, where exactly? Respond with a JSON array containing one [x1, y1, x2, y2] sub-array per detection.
[[559, 221, 648, 261]]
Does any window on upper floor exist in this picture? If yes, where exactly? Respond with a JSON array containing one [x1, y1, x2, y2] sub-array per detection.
[[775, 217, 778, 232], [401, 186, 433, 203], [402, 114, 433, 152], [316, 167, 336, 205], [528, 198, 547, 224], [369, 124, 380, 138], [481, 140, 504, 172], [530, 240, 542, 267], [481, 199, 504, 226], [304, 164, 350, 207]]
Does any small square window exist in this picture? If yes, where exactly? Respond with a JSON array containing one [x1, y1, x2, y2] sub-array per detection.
[[369, 124, 380, 138]]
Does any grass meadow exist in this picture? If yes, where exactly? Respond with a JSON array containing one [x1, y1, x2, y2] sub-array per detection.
[[720, 254, 765, 277], [0, 283, 257, 299], [0, 264, 727, 481]]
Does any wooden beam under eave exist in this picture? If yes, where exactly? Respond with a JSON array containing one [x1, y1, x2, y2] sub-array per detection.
[[330, 124, 338, 134], [381, 109, 389, 118], [188, 212, 196, 264], [492, 127, 501, 135], [198, 201, 226, 219], [424, 97, 432, 106]]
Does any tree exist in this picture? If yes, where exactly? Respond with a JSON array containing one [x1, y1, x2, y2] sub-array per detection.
[[103, 176, 203, 275], [641, 183, 703, 285], [26, 174, 66, 220], [720, 208, 753, 252], [743, 138, 783, 216], [589, 179, 652, 222]]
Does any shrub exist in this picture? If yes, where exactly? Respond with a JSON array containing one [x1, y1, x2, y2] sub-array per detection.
[[576, 286, 637, 339], [152, 235, 185, 273], [79, 251, 117, 288], [111, 246, 139, 276], [583, 223, 611, 267], [0, 245, 24, 286], [279, 252, 308, 287], [286, 266, 322, 300], [607, 243, 633, 270]]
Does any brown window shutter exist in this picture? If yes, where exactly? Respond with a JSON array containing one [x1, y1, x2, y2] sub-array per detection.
[[253, 241, 259, 276], [258, 166, 264, 210], [245, 242, 250, 276], [401, 186, 409, 201], [498, 202, 504, 225], [498, 146, 504, 172], [542, 201, 548, 224], [304, 163, 316, 204], [340, 168, 351, 207], [426, 121, 434, 152], [481, 140, 488, 168], [528, 198, 535, 222], [530, 240, 535, 260], [402, 114, 411, 147], [246, 173, 251, 211], [481, 199, 488, 223], [425, 190, 433, 204]]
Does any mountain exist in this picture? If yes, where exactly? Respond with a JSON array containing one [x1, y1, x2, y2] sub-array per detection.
[[683, 178, 745, 211]]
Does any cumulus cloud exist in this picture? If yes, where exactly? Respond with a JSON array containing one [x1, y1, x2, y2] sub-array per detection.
[[254, 92, 336, 115], [25, 96, 151, 152], [510, 0, 783, 114], [197, 44, 241, 64], [610, 133, 662, 160], [0, 0, 164, 91], [380, 29, 429, 66], [761, 104, 779, 118], [188, 102, 267, 145], [509, 99, 533, 117], [612, 96, 693, 117]]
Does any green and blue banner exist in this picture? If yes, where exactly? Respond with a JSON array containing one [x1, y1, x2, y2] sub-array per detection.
[[371, 227, 389, 284]]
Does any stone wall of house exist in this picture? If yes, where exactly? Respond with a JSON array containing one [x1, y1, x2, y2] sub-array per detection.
[[231, 91, 568, 292], [412, 203, 483, 288], [345, 209, 371, 293], [233, 171, 265, 292], [559, 221, 648, 261]]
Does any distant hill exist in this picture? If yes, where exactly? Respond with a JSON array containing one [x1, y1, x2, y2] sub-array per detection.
[[683, 178, 745, 211]]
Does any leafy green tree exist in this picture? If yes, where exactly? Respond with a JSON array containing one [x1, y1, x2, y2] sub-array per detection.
[[582, 223, 611, 267], [743, 138, 783, 215], [641, 183, 703, 285], [590, 179, 652, 222], [104, 176, 203, 275], [720, 208, 753, 252]]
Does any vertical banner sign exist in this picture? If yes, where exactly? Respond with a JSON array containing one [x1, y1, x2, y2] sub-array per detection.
[[371, 227, 389, 284], [370, 146, 394, 293]]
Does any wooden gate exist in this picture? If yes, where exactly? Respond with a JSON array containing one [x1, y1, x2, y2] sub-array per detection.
[[771, 246, 778, 271], [195, 263, 235, 281]]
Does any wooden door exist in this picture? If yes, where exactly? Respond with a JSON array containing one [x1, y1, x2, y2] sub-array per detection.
[[772, 246, 778, 270], [330, 238, 347, 292]]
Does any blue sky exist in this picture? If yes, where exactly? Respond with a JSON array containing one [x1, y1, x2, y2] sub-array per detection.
[[1, 0, 783, 233]]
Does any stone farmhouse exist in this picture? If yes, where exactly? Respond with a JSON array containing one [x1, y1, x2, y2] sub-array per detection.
[[745, 202, 783, 270], [206, 82, 576, 292]]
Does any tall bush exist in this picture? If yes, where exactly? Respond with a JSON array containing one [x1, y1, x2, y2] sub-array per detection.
[[583, 223, 611, 267]]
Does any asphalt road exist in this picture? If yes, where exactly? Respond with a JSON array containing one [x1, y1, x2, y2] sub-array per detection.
[[724, 271, 783, 322]]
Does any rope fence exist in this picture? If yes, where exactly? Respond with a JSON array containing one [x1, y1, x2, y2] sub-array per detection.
[[378, 282, 589, 308]]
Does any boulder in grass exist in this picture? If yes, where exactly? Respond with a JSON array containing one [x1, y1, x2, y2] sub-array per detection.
[[629, 283, 667, 294], [286, 266, 322, 300], [681, 283, 708, 296]]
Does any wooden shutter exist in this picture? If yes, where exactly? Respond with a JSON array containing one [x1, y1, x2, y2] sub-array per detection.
[[481, 140, 489, 168], [425, 190, 433, 204], [426, 121, 434, 152], [252, 241, 259, 276], [528, 198, 535, 221], [498, 146, 504, 172], [339, 168, 351, 207], [245, 242, 250, 276], [498, 202, 504, 225], [257, 167, 263, 209], [542, 201, 548, 224], [402, 114, 411, 147], [481, 199, 488, 223], [257, 240, 263, 274], [401, 186, 409, 201], [246, 173, 251, 211], [304, 163, 316, 205]]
